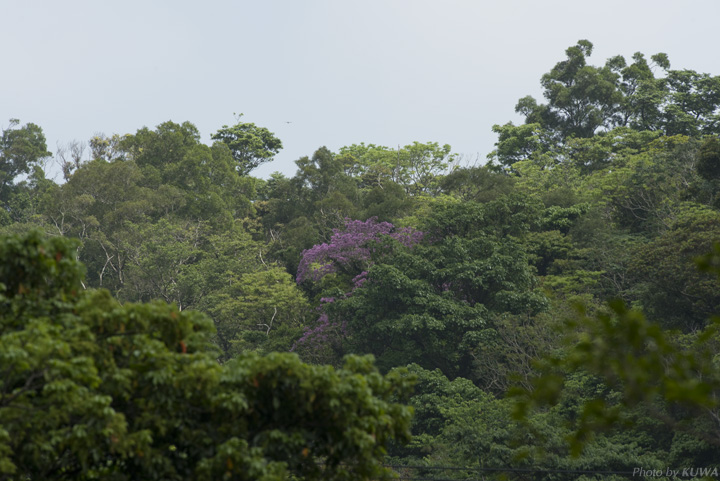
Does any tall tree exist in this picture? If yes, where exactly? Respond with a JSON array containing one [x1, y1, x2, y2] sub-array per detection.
[[0, 119, 51, 212], [662, 69, 720, 135], [491, 41, 720, 172], [211, 116, 283, 175], [516, 40, 623, 140]]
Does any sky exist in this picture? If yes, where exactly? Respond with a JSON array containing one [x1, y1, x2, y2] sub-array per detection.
[[3, 0, 720, 181]]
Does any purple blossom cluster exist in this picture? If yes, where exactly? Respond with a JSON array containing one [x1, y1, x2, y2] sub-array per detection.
[[296, 217, 423, 284], [351, 271, 368, 290], [391, 226, 425, 248], [290, 296, 346, 352], [290, 312, 334, 352]]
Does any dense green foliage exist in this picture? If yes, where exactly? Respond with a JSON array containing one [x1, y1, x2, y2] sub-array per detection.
[[0, 231, 413, 480], [3, 39, 720, 479]]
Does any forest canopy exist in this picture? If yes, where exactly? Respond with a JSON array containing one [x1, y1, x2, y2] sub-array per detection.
[[2, 40, 720, 480]]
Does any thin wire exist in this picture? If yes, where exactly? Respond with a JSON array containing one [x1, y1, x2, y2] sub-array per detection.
[[383, 464, 636, 475], [319, 461, 682, 479], [395, 477, 487, 481]]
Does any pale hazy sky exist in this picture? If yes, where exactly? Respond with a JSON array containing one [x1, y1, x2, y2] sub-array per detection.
[[3, 0, 719, 180]]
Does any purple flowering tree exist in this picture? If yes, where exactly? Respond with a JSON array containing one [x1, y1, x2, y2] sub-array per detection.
[[292, 218, 423, 359], [296, 217, 423, 284]]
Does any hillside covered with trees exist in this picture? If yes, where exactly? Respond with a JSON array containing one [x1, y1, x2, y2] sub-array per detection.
[[2, 40, 720, 480]]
